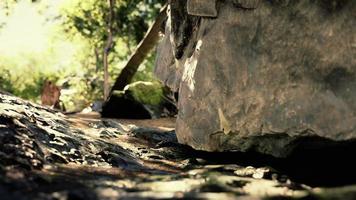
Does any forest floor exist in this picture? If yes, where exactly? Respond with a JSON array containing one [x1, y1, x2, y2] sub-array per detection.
[[1, 93, 356, 200]]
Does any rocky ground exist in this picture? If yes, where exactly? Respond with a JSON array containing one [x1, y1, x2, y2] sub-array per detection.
[[1, 93, 356, 200]]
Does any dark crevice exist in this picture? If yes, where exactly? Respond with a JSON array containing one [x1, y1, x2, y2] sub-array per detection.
[[182, 136, 356, 187]]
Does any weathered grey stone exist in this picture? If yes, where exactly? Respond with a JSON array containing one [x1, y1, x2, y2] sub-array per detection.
[[155, 0, 356, 157], [233, 0, 261, 9], [187, 0, 218, 17]]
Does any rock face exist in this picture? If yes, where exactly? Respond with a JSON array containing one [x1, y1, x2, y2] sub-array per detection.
[[155, 0, 356, 157]]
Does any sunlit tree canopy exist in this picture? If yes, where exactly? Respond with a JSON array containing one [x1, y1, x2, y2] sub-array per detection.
[[0, 0, 164, 111]]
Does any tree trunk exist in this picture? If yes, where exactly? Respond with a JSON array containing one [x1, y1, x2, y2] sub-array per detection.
[[94, 47, 101, 72], [110, 4, 167, 93], [103, 0, 115, 101], [103, 48, 110, 101]]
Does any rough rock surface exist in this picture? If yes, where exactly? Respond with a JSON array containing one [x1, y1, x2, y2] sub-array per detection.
[[4, 94, 356, 199], [155, 0, 356, 157], [0, 93, 295, 199]]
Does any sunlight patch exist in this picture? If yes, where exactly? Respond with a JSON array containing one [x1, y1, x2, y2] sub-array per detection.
[[182, 40, 203, 92]]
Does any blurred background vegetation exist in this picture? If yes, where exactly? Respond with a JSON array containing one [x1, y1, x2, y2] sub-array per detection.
[[0, 0, 164, 112]]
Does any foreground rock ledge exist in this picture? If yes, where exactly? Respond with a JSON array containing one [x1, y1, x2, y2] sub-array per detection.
[[3, 94, 356, 199], [155, 0, 356, 157], [0, 93, 304, 199]]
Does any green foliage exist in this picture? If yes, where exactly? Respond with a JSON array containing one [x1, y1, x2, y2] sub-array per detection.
[[14, 72, 48, 101], [59, 69, 104, 111], [60, 0, 164, 67], [0, 0, 166, 111], [0, 67, 57, 101], [60, 0, 166, 107], [128, 81, 163, 106], [0, 0, 17, 16], [61, 0, 164, 45], [0, 69, 14, 93]]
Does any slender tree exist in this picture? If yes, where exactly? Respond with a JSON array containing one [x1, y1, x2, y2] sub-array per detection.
[[61, 0, 164, 100], [103, 0, 115, 100], [110, 4, 167, 92]]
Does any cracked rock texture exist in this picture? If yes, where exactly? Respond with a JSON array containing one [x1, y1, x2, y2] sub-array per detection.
[[0, 93, 307, 199], [2, 93, 356, 199], [155, 0, 356, 157]]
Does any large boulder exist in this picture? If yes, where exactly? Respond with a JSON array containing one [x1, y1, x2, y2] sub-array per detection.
[[155, 0, 356, 157]]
